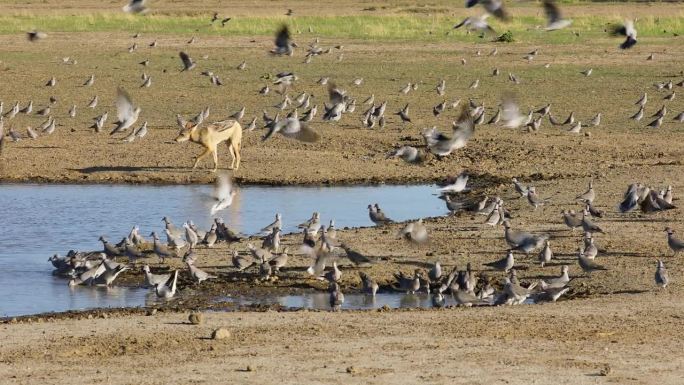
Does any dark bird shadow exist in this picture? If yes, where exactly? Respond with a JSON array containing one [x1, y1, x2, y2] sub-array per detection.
[[394, 260, 435, 269], [611, 289, 650, 295], [69, 165, 185, 174], [602, 251, 650, 258], [17, 145, 62, 149]]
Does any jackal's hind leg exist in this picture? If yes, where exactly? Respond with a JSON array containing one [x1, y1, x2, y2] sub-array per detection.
[[227, 141, 237, 170], [231, 142, 241, 170]]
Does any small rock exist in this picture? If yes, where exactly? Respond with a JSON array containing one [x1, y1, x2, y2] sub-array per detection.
[[599, 364, 611, 376], [346, 366, 356, 374], [212, 328, 231, 340], [246, 365, 254, 372], [188, 313, 203, 325], [146, 308, 157, 316]]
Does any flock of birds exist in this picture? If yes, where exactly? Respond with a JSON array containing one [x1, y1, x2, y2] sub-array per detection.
[[48, 171, 681, 310], [2, 1, 681, 311], [2, 0, 678, 155]]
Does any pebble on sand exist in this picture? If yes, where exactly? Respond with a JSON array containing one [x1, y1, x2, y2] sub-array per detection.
[[212, 328, 231, 340], [188, 312, 203, 325]]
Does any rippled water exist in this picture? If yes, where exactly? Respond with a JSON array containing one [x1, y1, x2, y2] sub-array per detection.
[[0, 183, 444, 317]]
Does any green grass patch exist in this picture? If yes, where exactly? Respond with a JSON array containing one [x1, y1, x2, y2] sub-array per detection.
[[0, 13, 682, 43]]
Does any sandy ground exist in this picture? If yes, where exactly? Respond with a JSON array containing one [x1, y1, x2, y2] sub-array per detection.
[[1, 1, 684, 383], [0, 32, 682, 185], [2, 295, 684, 385]]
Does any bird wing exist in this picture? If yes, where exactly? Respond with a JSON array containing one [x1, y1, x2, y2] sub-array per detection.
[[483, 0, 508, 20], [274, 118, 316, 142], [116, 87, 135, 122], [123, 0, 147, 13], [328, 83, 346, 105], [275, 25, 291, 49], [501, 96, 523, 128], [179, 51, 193, 70], [279, 118, 301, 135], [453, 18, 470, 29], [452, 106, 475, 139], [262, 123, 279, 141], [422, 127, 447, 147], [289, 122, 321, 143], [610, 20, 636, 44], [542, 0, 562, 23], [608, 23, 627, 37], [624, 20, 636, 38]]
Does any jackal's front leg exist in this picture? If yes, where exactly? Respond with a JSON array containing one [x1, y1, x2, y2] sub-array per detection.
[[211, 148, 219, 172], [192, 147, 212, 169]]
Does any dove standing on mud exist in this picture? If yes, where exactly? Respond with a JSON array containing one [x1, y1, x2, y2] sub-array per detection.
[[504, 221, 547, 255], [655, 259, 669, 288], [581, 209, 605, 234], [539, 240, 553, 267], [187, 260, 216, 284], [577, 250, 607, 275], [540, 266, 571, 290], [511, 178, 528, 198], [369, 204, 393, 225], [150, 232, 175, 264], [485, 250, 514, 272], [576, 181, 596, 203], [665, 228, 684, 256], [110, 87, 140, 135], [526, 186, 550, 209]]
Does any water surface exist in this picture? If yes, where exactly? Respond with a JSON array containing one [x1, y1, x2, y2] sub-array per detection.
[[0, 183, 444, 317]]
